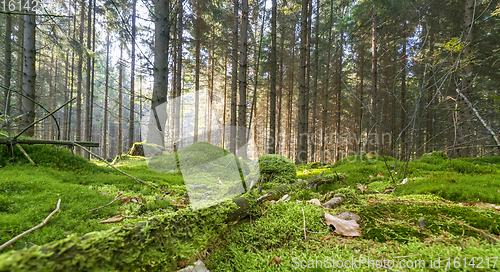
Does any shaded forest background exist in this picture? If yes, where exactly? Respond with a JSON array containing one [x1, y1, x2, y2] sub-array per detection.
[[1, 0, 499, 164]]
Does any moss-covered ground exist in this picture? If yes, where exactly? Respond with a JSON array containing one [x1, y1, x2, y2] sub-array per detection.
[[1, 144, 500, 271]]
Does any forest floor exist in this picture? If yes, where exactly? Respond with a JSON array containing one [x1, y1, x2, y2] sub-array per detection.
[[1, 143, 500, 271]]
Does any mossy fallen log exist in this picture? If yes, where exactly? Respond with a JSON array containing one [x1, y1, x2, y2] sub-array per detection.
[[0, 176, 330, 272]]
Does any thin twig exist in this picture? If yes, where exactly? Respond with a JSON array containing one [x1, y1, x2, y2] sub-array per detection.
[[334, 170, 349, 186], [381, 155, 396, 185], [88, 191, 123, 212], [437, 213, 498, 243], [73, 142, 157, 190], [241, 234, 260, 252], [258, 176, 265, 194], [302, 207, 307, 240], [0, 199, 61, 251]]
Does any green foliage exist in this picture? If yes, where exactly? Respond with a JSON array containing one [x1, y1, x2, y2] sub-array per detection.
[[258, 154, 297, 184]]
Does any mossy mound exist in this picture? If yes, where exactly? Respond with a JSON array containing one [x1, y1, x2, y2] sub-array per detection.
[[258, 154, 297, 185], [0, 142, 105, 174]]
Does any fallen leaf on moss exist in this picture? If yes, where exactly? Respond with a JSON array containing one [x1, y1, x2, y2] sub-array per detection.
[[324, 212, 362, 237], [356, 183, 369, 194], [269, 256, 282, 265], [382, 187, 395, 194], [120, 196, 142, 205], [377, 172, 385, 178], [99, 215, 125, 224], [306, 199, 321, 205], [366, 153, 375, 159]]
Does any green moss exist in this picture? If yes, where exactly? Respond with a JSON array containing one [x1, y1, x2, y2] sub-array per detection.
[[258, 154, 297, 184], [332, 188, 359, 204]]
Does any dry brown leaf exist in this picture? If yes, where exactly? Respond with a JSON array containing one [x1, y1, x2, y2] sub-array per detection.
[[269, 256, 282, 265], [99, 215, 125, 224], [100, 191, 110, 195], [377, 172, 385, 178], [324, 212, 362, 237], [306, 199, 321, 205], [356, 183, 369, 194], [382, 187, 395, 194], [366, 153, 375, 159], [119, 196, 142, 205], [114, 191, 124, 200]]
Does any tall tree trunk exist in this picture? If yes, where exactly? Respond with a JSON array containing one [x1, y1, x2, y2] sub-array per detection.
[[268, 0, 277, 154], [129, 0, 137, 149], [238, 0, 249, 157], [17, 14, 24, 119], [151, 0, 170, 148], [21, 0, 36, 137], [47, 49, 54, 139], [3, 13, 12, 119], [310, 0, 320, 162], [369, 2, 378, 152], [208, 41, 214, 143], [84, 0, 93, 159], [276, 9, 285, 155], [63, 1, 72, 141], [400, 21, 407, 159], [90, 0, 96, 147], [296, 0, 309, 164], [286, 24, 296, 159], [75, 0, 85, 153], [175, 0, 183, 145], [321, 0, 333, 163], [118, 40, 123, 156], [230, 0, 239, 154], [461, 0, 474, 157], [103, 25, 110, 160], [335, 5, 344, 162], [194, 0, 201, 143]]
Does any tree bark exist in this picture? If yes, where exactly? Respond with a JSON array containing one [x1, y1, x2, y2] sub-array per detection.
[[310, 0, 320, 162], [118, 40, 124, 156], [103, 24, 110, 160], [268, 0, 277, 154], [3, 13, 12, 119], [128, 0, 137, 149], [193, 0, 201, 144], [84, 0, 93, 159], [75, 0, 85, 153], [369, 3, 378, 153], [296, 0, 309, 164], [175, 0, 183, 145], [238, 0, 249, 157], [230, 0, 239, 155], [321, 0, 333, 163], [151, 0, 170, 148], [21, 0, 36, 137]]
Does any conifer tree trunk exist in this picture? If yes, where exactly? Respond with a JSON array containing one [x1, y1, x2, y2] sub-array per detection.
[[47, 49, 54, 139], [369, 3, 378, 152], [310, 0, 320, 162], [285, 25, 295, 159], [335, 5, 344, 162], [194, 0, 201, 143], [357, 41, 364, 153], [16, 14, 24, 119], [238, 0, 249, 157], [276, 10, 285, 155], [151, 0, 170, 148], [84, 0, 93, 159], [175, 0, 183, 145], [230, 0, 238, 154], [268, 0, 277, 154], [400, 21, 407, 159], [3, 13, 12, 118], [103, 25, 110, 160], [118, 40, 123, 156], [63, 1, 72, 141], [21, 0, 36, 137], [75, 0, 85, 153], [296, 0, 309, 164], [321, 0, 333, 163], [129, 0, 137, 149]]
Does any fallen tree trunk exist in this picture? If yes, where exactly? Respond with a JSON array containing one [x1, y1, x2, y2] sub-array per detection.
[[0, 139, 99, 147], [0, 176, 333, 272]]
